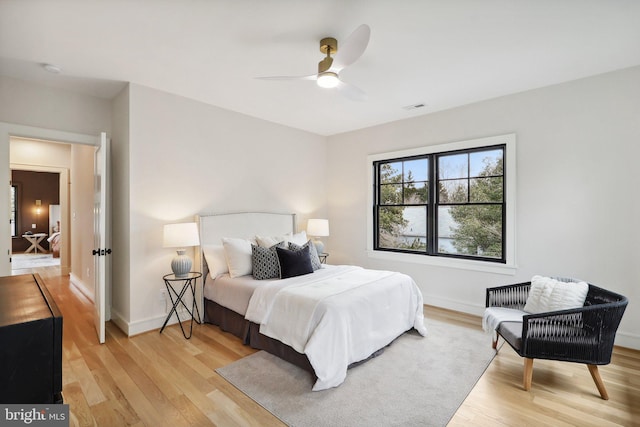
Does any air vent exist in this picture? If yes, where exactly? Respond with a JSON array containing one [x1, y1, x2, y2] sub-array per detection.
[[402, 103, 426, 111]]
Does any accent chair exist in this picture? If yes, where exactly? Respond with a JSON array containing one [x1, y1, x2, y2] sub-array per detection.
[[485, 278, 628, 399]]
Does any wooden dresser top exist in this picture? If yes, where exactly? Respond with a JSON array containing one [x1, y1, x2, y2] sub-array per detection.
[[0, 274, 56, 327]]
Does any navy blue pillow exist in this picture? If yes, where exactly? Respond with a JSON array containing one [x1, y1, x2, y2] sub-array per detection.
[[288, 240, 322, 271], [276, 246, 314, 279]]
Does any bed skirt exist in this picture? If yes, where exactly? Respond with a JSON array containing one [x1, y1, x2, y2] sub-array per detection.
[[204, 298, 314, 374]]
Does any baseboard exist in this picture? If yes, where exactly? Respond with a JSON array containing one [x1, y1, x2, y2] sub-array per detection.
[[423, 294, 640, 351], [110, 308, 130, 336], [117, 309, 191, 337], [60, 264, 71, 276], [615, 331, 640, 350], [422, 294, 485, 317], [69, 273, 94, 302]]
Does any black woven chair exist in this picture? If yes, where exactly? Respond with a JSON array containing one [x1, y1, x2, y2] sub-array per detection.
[[485, 279, 628, 399]]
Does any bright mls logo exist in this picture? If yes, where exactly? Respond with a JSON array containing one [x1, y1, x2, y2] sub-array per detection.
[[2, 405, 69, 426]]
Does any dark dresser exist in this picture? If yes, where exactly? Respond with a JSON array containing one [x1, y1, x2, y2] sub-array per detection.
[[0, 274, 63, 403]]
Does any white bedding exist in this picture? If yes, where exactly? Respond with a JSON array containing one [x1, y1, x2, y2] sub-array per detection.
[[204, 273, 266, 316], [245, 265, 427, 390]]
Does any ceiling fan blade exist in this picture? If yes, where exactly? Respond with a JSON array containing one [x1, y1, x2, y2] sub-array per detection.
[[336, 80, 367, 102], [331, 24, 370, 72], [255, 74, 317, 81]]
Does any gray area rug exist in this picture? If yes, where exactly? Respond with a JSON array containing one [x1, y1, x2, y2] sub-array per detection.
[[216, 317, 497, 427], [12, 253, 60, 270]]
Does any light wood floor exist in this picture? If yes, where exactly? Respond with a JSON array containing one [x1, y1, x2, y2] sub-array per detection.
[[24, 267, 640, 426]]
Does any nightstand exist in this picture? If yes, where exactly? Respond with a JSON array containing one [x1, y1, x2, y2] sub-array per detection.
[[318, 253, 329, 264], [160, 272, 202, 339]]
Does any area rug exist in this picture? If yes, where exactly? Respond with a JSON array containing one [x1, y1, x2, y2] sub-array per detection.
[[12, 253, 60, 270], [216, 317, 497, 427]]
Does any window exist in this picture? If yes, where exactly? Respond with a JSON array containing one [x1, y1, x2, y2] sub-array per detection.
[[369, 134, 515, 270], [10, 185, 17, 237]]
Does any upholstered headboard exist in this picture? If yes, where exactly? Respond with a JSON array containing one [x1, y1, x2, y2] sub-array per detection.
[[193, 212, 296, 316], [195, 211, 296, 276]]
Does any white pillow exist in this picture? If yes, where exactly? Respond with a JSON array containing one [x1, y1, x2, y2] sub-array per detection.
[[256, 235, 283, 248], [257, 231, 308, 248], [523, 275, 589, 314], [202, 245, 228, 278], [222, 237, 254, 278], [284, 230, 308, 246]]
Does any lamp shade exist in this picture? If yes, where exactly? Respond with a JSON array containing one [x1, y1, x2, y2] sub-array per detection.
[[163, 222, 199, 278], [163, 222, 200, 248], [307, 219, 329, 237]]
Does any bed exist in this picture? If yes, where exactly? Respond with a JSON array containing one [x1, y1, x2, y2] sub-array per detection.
[[47, 232, 61, 258], [196, 212, 426, 390]]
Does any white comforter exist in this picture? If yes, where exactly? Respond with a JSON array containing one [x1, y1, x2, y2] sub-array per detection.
[[245, 265, 427, 390]]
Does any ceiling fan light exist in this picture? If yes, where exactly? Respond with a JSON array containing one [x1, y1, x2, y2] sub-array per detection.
[[317, 72, 339, 89]]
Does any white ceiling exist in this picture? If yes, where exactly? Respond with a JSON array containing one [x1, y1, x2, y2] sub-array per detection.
[[1, 0, 639, 136]]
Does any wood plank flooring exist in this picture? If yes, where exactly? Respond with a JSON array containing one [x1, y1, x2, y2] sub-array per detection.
[[25, 267, 640, 426]]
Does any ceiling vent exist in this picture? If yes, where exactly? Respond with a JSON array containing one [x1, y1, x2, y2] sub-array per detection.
[[402, 103, 426, 111]]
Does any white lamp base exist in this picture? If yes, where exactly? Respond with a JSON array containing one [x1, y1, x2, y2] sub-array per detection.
[[171, 249, 192, 278], [312, 238, 325, 255]]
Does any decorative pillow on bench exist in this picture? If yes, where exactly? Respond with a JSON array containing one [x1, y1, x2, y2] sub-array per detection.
[[483, 276, 589, 334], [523, 275, 589, 314]]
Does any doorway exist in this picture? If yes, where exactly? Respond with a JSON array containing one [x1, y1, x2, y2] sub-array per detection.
[[9, 136, 97, 301], [10, 168, 62, 274]]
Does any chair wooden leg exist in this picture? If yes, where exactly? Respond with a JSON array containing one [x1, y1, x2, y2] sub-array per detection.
[[492, 331, 498, 350], [587, 364, 609, 400], [523, 358, 534, 391]]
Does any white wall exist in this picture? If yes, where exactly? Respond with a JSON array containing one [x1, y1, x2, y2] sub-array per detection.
[[117, 83, 328, 334], [10, 137, 71, 167], [326, 66, 640, 349], [0, 75, 111, 136], [110, 85, 131, 323], [70, 143, 98, 298]]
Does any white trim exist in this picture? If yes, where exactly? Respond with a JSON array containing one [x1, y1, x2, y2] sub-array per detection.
[[114, 309, 191, 337], [70, 273, 94, 302], [11, 162, 72, 274], [615, 331, 640, 351], [2, 122, 99, 146], [367, 133, 517, 273], [423, 295, 486, 317], [367, 250, 517, 275], [109, 308, 130, 336]]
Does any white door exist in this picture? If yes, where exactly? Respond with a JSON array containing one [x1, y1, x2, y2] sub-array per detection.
[[93, 132, 110, 344]]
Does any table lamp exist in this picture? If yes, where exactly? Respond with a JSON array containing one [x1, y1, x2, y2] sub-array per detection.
[[307, 219, 329, 254], [163, 222, 200, 278]]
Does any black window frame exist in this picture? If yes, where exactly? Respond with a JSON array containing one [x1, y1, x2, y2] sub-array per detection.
[[373, 144, 506, 263]]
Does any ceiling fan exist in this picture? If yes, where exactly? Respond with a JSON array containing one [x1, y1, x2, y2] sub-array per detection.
[[257, 24, 371, 101]]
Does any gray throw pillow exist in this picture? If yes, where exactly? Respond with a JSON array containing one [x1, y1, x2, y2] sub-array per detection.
[[252, 242, 284, 280]]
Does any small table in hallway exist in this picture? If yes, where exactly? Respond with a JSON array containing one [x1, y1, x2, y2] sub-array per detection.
[[22, 233, 48, 254]]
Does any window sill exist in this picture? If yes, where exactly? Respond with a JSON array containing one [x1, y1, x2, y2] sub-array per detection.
[[367, 249, 517, 275]]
